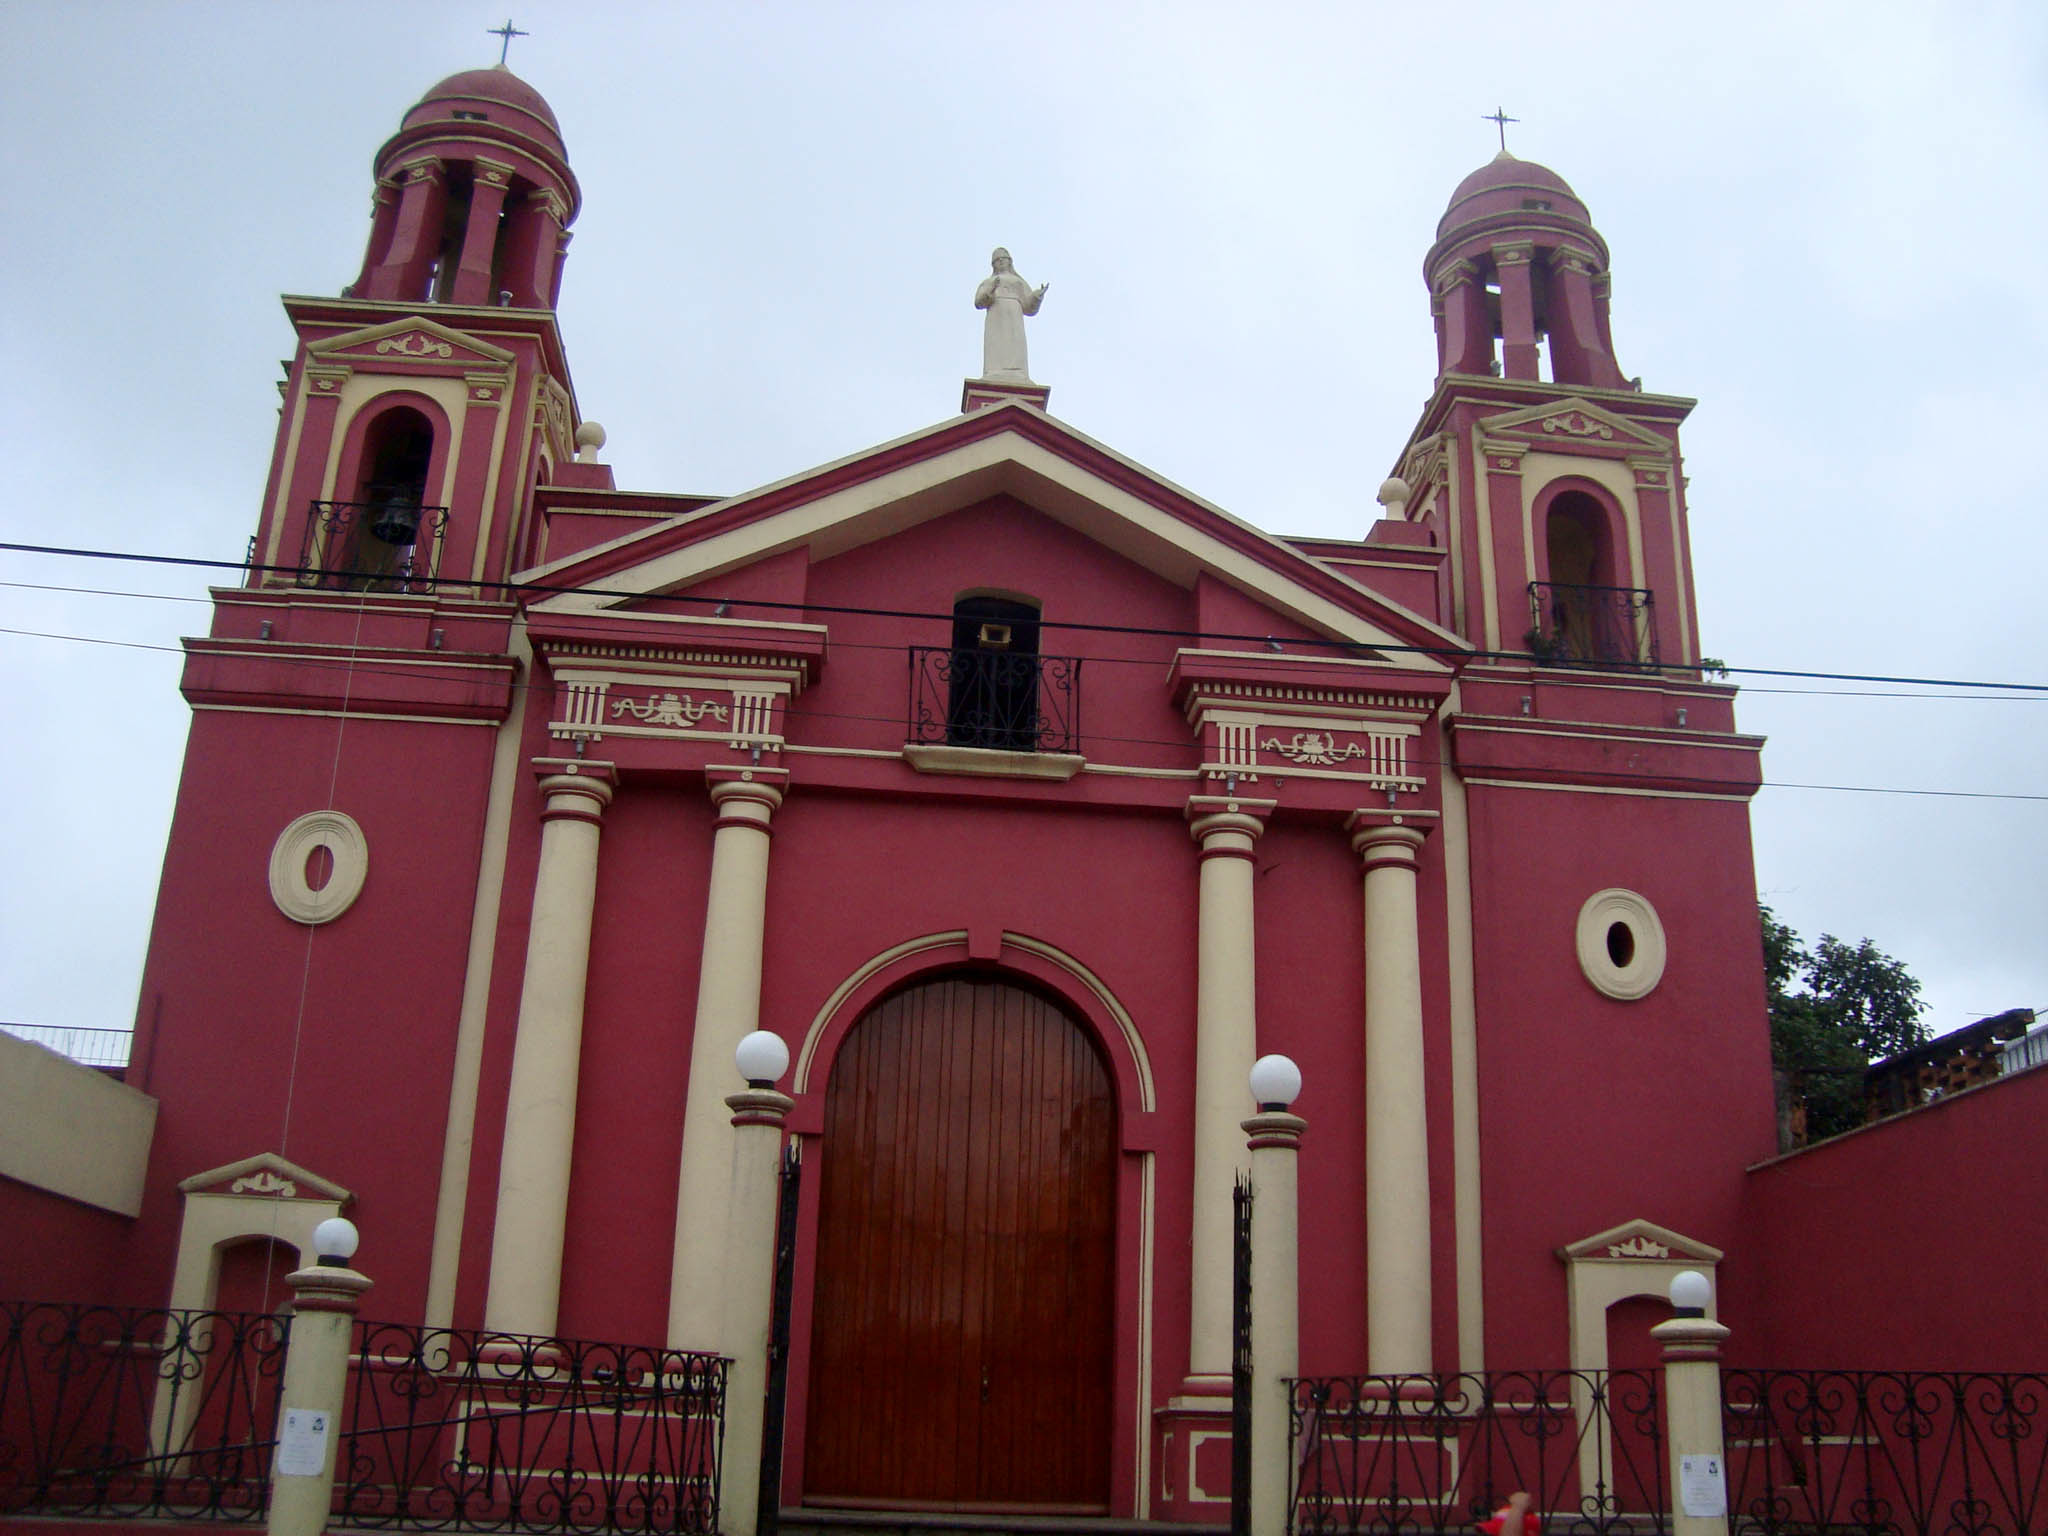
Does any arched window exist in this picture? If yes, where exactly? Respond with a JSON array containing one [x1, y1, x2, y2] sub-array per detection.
[[1532, 485, 1654, 666], [325, 406, 437, 590], [947, 594, 1043, 750]]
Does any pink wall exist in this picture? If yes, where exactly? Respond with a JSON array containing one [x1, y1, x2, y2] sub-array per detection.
[[1738, 1065, 2048, 1368]]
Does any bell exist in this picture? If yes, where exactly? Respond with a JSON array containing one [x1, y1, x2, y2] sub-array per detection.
[[369, 498, 422, 546]]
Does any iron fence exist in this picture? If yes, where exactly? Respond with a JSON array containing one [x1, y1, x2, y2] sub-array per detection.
[[1722, 1368, 2048, 1536], [908, 645, 1081, 753], [298, 494, 448, 593], [1527, 582, 1658, 669], [335, 1322, 728, 1535], [0, 1300, 288, 1520], [1288, 1370, 1666, 1536]]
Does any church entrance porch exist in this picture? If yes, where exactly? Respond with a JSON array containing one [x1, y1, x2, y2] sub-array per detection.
[[802, 975, 1117, 1511]]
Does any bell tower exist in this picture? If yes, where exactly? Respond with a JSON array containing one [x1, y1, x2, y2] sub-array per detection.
[[1385, 151, 1702, 672], [242, 63, 598, 599]]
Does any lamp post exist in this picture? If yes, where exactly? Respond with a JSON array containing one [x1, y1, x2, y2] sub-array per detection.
[[1243, 1054, 1305, 1536], [268, 1218, 371, 1536], [719, 1030, 794, 1536], [1650, 1269, 1731, 1536]]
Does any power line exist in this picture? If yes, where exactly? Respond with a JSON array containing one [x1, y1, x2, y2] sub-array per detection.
[[8, 537, 2048, 696], [5, 619, 2046, 804]]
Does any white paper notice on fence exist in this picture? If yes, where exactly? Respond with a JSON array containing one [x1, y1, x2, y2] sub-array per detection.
[[1680, 1454, 1727, 1517], [278, 1408, 331, 1477]]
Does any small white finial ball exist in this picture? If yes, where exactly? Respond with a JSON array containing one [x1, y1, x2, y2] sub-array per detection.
[[1668, 1269, 1712, 1311], [574, 420, 607, 451], [734, 1029, 791, 1085], [312, 1216, 360, 1264], [1377, 476, 1411, 508], [1248, 1053, 1303, 1108]]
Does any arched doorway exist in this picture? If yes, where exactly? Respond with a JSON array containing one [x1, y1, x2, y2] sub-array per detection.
[[803, 973, 1116, 1510]]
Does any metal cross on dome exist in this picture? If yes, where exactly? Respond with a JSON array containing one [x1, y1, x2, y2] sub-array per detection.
[[1484, 107, 1520, 153], [489, 18, 528, 65]]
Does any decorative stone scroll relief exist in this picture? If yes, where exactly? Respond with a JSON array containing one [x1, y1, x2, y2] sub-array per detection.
[[374, 333, 454, 360], [1575, 887, 1667, 1001], [1540, 411, 1614, 439], [611, 692, 728, 728], [1211, 714, 1423, 788], [1607, 1234, 1670, 1259], [268, 811, 368, 926]]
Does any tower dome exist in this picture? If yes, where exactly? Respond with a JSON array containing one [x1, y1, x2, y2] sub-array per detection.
[[1423, 151, 1625, 389], [406, 65, 565, 157], [350, 64, 580, 309]]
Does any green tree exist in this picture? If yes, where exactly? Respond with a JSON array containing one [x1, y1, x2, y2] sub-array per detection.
[[1760, 904, 1929, 1142]]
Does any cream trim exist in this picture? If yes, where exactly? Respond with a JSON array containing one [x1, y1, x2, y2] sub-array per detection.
[[902, 744, 1085, 780], [425, 624, 534, 1329], [268, 810, 368, 925], [531, 419, 1460, 664], [263, 369, 314, 574], [781, 744, 902, 760], [1471, 433, 1501, 652], [1082, 763, 1203, 780], [1438, 741, 1485, 1372], [1001, 932, 1157, 1112], [177, 1150, 350, 1201], [1520, 451, 1646, 592], [793, 932, 970, 1092], [1135, 1150, 1156, 1520], [470, 360, 521, 588], [190, 704, 501, 727], [320, 372, 473, 514], [1461, 777, 1753, 803], [1477, 395, 1668, 450], [306, 314, 517, 366]]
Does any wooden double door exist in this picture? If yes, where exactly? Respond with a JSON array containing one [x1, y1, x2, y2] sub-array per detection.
[[803, 975, 1116, 1510]]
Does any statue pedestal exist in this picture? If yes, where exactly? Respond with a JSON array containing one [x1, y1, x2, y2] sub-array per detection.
[[962, 376, 1052, 413]]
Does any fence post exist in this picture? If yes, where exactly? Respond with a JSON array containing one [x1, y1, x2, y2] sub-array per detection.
[[1650, 1270, 1731, 1536], [267, 1219, 370, 1536], [719, 1032, 795, 1536], [1244, 1055, 1305, 1536]]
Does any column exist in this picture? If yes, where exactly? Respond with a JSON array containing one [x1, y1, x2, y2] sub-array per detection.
[[450, 160, 515, 306], [666, 768, 788, 1350], [366, 157, 446, 301], [482, 761, 617, 1338], [1184, 794, 1273, 1388], [1492, 241, 1540, 380], [1652, 1273, 1732, 1536], [718, 1080, 794, 1536], [1244, 1099, 1304, 1536], [267, 1228, 372, 1536], [1347, 813, 1433, 1374]]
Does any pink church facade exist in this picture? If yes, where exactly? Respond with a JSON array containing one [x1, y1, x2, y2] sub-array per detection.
[[30, 62, 2033, 1523]]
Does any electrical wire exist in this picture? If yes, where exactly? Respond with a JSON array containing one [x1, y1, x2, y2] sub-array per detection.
[[4, 617, 2046, 803]]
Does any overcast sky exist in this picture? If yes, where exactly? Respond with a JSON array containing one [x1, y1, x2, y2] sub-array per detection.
[[3, 1, 2044, 1046]]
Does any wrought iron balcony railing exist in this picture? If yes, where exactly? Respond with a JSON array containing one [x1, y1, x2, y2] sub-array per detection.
[[297, 491, 447, 594], [1527, 582, 1658, 669], [909, 646, 1081, 754]]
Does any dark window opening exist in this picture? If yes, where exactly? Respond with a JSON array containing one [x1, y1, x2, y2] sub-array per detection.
[[1606, 921, 1636, 968], [947, 596, 1042, 750]]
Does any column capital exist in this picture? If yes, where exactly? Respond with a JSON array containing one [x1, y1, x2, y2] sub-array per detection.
[[1242, 1110, 1307, 1151], [708, 766, 788, 825], [532, 759, 617, 822], [1651, 1315, 1731, 1361], [398, 155, 446, 185], [726, 1087, 795, 1128], [1186, 795, 1275, 857], [283, 1264, 373, 1316], [1346, 811, 1436, 866]]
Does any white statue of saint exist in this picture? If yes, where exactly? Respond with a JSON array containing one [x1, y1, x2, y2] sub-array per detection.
[[974, 247, 1048, 382]]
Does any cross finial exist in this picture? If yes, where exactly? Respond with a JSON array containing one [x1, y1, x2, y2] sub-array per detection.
[[1484, 107, 1520, 154], [488, 18, 528, 66]]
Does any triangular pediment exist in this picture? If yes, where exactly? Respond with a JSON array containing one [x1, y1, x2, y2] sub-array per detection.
[[526, 404, 1465, 671], [1558, 1217, 1723, 1265], [1479, 396, 1668, 451], [176, 1151, 352, 1203], [310, 315, 515, 368]]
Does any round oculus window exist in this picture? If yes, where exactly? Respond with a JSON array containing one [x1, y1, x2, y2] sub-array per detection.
[[1575, 888, 1666, 1000], [268, 810, 368, 925]]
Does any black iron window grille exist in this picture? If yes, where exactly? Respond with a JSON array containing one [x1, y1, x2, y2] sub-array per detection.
[[1527, 582, 1658, 669], [298, 487, 448, 593], [908, 646, 1081, 754], [0, 1301, 289, 1522], [1720, 1367, 2048, 1536], [1287, 1369, 1666, 1536]]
